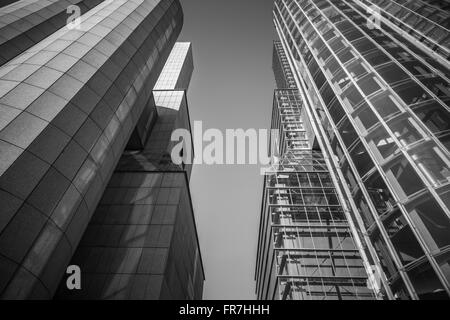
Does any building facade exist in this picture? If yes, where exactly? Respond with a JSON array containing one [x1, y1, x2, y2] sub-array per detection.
[[0, 0, 203, 300], [271, 0, 450, 300], [255, 42, 376, 300]]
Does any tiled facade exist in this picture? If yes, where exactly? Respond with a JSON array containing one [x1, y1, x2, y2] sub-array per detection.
[[0, 0, 204, 300], [55, 39, 202, 299], [273, 0, 450, 299], [0, 0, 105, 66]]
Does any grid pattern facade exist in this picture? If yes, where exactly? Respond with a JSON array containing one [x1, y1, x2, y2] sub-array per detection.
[[274, 0, 450, 299], [0, 0, 183, 299], [359, 0, 450, 63], [154, 42, 192, 90], [273, 40, 298, 89], [56, 39, 201, 299], [255, 88, 375, 300], [55, 172, 204, 299], [0, 0, 105, 66]]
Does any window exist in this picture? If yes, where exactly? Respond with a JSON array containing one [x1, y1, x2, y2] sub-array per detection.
[[349, 141, 374, 177], [338, 118, 359, 148], [346, 59, 369, 79], [373, 236, 398, 280], [436, 251, 450, 288], [409, 142, 450, 185], [328, 99, 346, 125], [375, 63, 409, 85], [364, 171, 395, 215], [383, 209, 425, 266], [420, 77, 450, 104], [336, 47, 355, 64], [353, 102, 378, 133], [341, 84, 364, 111], [331, 69, 351, 91], [364, 50, 391, 67], [366, 124, 398, 162], [412, 101, 450, 134], [370, 91, 402, 119], [352, 38, 377, 54], [357, 74, 382, 96], [354, 190, 375, 228], [387, 115, 424, 147], [383, 155, 425, 200], [407, 261, 447, 300], [319, 83, 335, 107], [393, 80, 432, 105]]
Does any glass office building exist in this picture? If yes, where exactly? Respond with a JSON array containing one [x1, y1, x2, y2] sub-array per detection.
[[255, 42, 376, 300], [272, 0, 450, 299], [0, 0, 203, 300]]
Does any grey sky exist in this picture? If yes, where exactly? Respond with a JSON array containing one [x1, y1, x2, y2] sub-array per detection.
[[178, 0, 277, 299]]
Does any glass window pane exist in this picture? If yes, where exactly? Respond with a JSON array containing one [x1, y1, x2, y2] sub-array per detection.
[[407, 261, 447, 300], [338, 118, 358, 148], [341, 84, 364, 111], [409, 142, 450, 185], [383, 156, 425, 200], [346, 58, 369, 79], [387, 116, 424, 147], [357, 74, 382, 96], [383, 209, 425, 266], [366, 125, 398, 162], [412, 101, 450, 134], [353, 102, 379, 133], [364, 171, 395, 215], [349, 141, 374, 177], [393, 80, 432, 105], [369, 91, 402, 119], [375, 63, 409, 86], [407, 195, 450, 251]]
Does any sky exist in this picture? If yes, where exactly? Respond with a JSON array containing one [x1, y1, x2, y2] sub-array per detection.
[[178, 0, 277, 299]]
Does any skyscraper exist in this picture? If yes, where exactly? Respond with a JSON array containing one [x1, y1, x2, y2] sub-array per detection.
[[267, 0, 450, 300], [0, 0, 203, 300], [256, 40, 376, 300]]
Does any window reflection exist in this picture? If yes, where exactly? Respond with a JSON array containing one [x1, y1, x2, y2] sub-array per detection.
[[349, 141, 374, 178], [409, 142, 450, 185], [420, 77, 450, 106], [364, 171, 395, 215], [407, 261, 447, 300], [412, 101, 450, 134], [354, 190, 375, 228], [338, 118, 358, 148], [369, 91, 402, 119], [383, 155, 425, 200], [375, 63, 409, 86], [366, 125, 398, 162], [387, 115, 423, 147], [353, 102, 378, 133], [341, 84, 364, 111], [328, 98, 346, 125], [357, 74, 382, 96], [393, 80, 432, 105], [346, 58, 369, 79], [407, 194, 450, 251], [373, 236, 398, 280], [382, 209, 425, 266], [435, 251, 450, 288]]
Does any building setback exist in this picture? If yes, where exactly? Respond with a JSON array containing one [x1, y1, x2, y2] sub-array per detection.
[[0, 0, 204, 300], [270, 0, 450, 300]]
